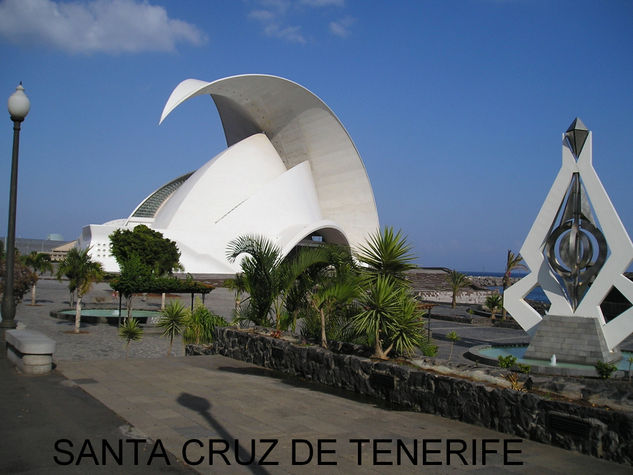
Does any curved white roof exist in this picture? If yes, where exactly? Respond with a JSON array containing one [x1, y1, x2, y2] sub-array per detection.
[[80, 75, 379, 274], [159, 74, 379, 251]]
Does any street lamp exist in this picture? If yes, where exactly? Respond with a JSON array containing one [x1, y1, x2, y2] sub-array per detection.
[[1, 83, 30, 341]]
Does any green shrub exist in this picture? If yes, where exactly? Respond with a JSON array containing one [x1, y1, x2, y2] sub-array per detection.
[[119, 317, 143, 359], [300, 306, 366, 346], [498, 354, 517, 369], [421, 343, 438, 357], [446, 331, 460, 342], [594, 360, 618, 379], [183, 300, 227, 345], [158, 300, 187, 355], [446, 331, 460, 361], [517, 363, 531, 375]]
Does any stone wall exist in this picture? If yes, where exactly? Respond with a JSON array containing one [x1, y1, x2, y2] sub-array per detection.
[[211, 327, 633, 465], [417, 290, 490, 305]]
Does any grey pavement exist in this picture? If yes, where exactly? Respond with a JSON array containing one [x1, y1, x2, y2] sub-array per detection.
[[0, 358, 193, 474], [56, 355, 631, 474], [7, 278, 236, 360], [1, 279, 632, 473]]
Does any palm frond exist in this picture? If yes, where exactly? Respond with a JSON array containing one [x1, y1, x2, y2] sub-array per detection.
[[356, 227, 416, 284]]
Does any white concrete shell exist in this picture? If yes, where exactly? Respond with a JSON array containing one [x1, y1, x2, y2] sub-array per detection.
[[79, 75, 379, 274]]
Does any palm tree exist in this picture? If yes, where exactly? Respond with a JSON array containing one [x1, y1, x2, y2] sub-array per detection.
[[57, 248, 103, 333], [305, 244, 359, 348], [158, 300, 187, 356], [182, 299, 227, 345], [21, 251, 53, 305], [226, 235, 282, 327], [117, 254, 152, 322], [485, 292, 503, 321], [311, 276, 359, 348], [501, 250, 527, 320], [226, 235, 329, 330], [389, 292, 426, 357], [56, 251, 78, 306], [352, 228, 426, 359], [356, 227, 417, 285], [447, 270, 470, 309], [446, 331, 460, 361], [224, 275, 246, 319], [119, 317, 143, 359], [352, 275, 401, 359]]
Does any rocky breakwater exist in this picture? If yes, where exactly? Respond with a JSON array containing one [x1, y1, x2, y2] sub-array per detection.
[[407, 269, 498, 305], [208, 326, 633, 466]]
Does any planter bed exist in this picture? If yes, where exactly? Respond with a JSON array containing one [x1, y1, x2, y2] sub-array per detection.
[[206, 326, 633, 466]]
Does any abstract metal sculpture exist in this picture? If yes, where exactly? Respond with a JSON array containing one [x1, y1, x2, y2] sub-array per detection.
[[504, 118, 633, 363], [544, 119, 608, 310]]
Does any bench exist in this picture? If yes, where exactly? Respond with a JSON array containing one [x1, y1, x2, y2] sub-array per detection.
[[6, 329, 56, 375]]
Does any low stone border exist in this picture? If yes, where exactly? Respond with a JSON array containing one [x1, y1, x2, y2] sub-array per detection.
[[185, 343, 214, 355], [492, 319, 523, 329], [430, 313, 473, 324], [49, 308, 156, 325], [465, 344, 630, 378], [210, 326, 633, 465]]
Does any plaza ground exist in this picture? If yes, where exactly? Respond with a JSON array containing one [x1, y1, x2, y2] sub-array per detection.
[[1, 279, 631, 473]]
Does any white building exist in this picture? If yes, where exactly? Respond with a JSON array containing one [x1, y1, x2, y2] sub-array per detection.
[[79, 75, 379, 274]]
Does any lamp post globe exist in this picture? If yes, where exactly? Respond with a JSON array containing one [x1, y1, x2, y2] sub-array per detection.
[[8, 83, 30, 121], [1, 83, 30, 342]]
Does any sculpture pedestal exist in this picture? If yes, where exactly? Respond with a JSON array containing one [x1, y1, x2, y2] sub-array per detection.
[[524, 315, 621, 364]]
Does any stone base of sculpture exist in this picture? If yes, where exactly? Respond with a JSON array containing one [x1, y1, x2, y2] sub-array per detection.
[[524, 315, 621, 364]]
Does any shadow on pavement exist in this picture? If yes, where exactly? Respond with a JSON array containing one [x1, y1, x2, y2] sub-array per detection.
[[177, 392, 270, 474]]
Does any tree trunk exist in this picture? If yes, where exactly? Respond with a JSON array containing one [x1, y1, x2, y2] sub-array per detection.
[[161, 292, 166, 310], [31, 284, 36, 305], [274, 298, 282, 331], [320, 308, 327, 349], [451, 292, 457, 309], [126, 296, 133, 322], [373, 329, 387, 359], [74, 296, 82, 333]]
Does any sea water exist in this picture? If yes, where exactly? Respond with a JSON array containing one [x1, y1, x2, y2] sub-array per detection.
[[465, 271, 548, 303]]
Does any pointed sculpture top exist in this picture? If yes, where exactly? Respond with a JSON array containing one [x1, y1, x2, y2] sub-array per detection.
[[565, 117, 589, 158]]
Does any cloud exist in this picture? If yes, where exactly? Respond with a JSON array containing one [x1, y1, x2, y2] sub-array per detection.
[[264, 23, 306, 44], [300, 0, 344, 6], [0, 0, 207, 54], [259, 0, 291, 12], [329, 16, 355, 37], [248, 9, 276, 22], [248, 0, 347, 44], [248, 1, 306, 44]]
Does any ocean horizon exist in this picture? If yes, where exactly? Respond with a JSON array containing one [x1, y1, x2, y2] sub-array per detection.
[[463, 270, 547, 303]]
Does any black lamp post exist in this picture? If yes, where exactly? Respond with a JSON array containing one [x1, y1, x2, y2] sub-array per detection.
[[1, 83, 30, 344]]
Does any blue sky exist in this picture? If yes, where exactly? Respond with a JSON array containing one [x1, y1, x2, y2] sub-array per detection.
[[0, 0, 632, 272]]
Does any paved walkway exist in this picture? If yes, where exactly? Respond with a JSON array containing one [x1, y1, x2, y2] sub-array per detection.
[[57, 356, 630, 474], [0, 358, 193, 474], [2, 279, 632, 473]]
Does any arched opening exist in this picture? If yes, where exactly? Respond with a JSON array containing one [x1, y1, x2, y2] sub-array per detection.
[[285, 227, 349, 261]]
